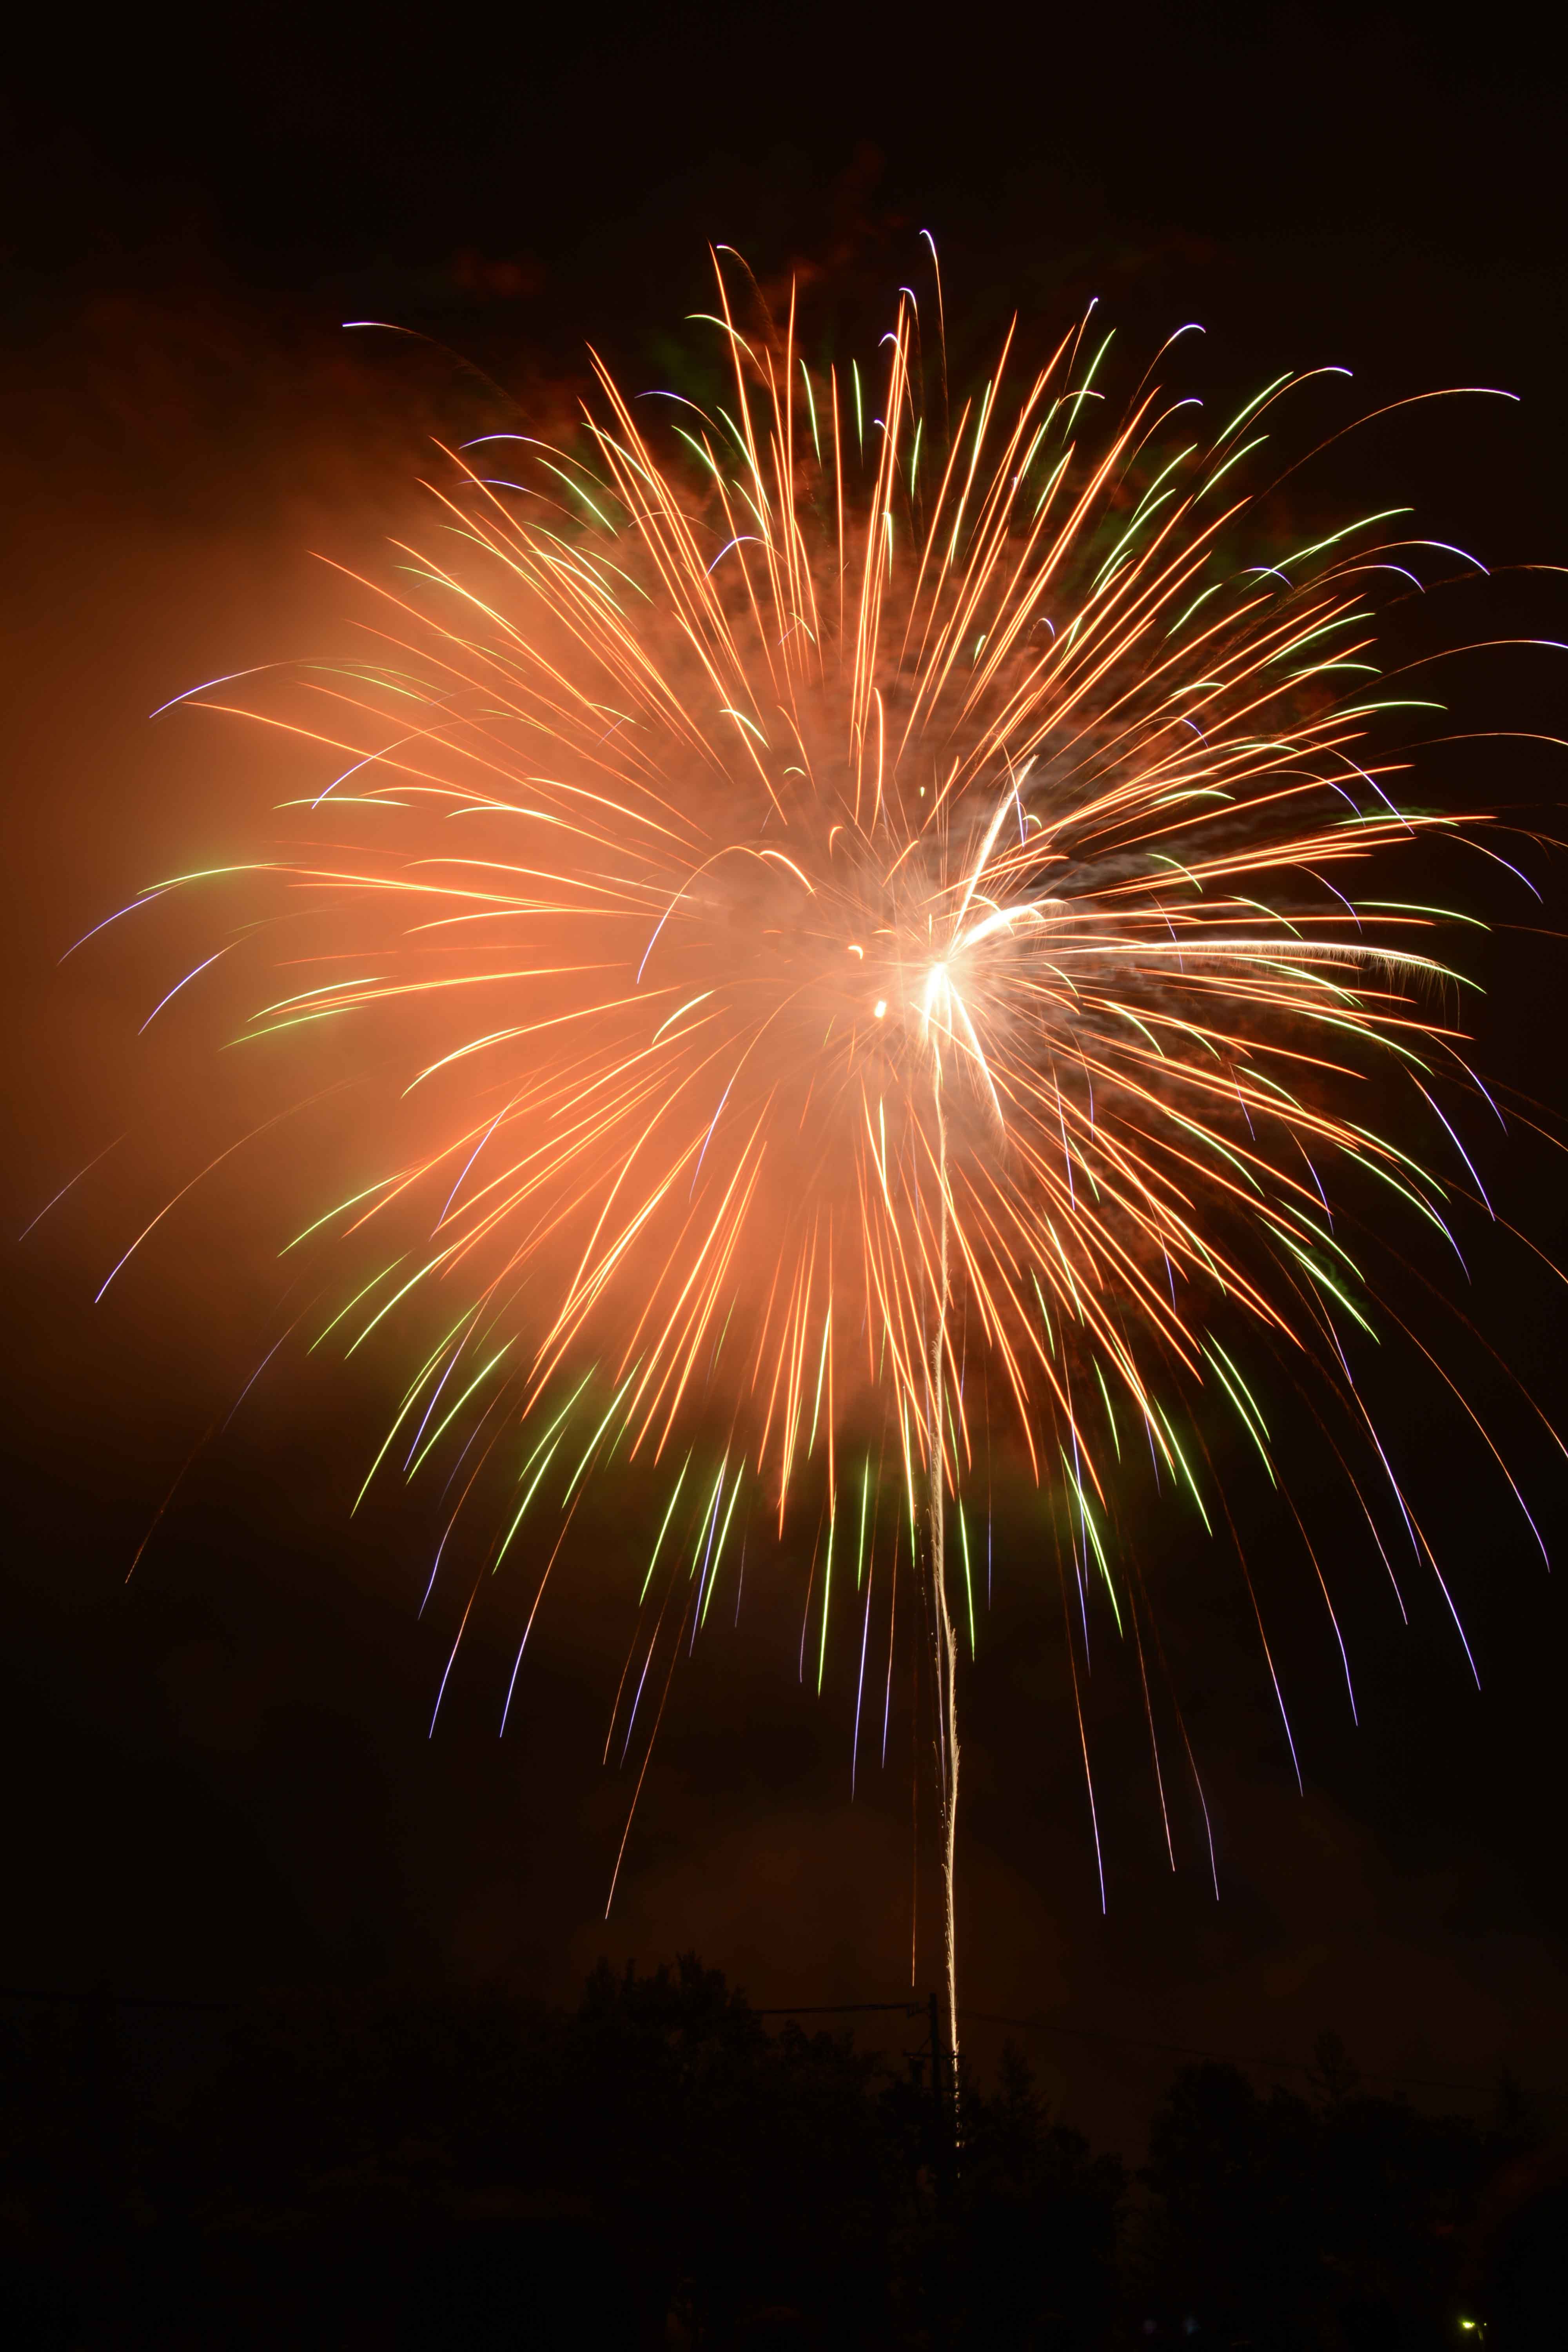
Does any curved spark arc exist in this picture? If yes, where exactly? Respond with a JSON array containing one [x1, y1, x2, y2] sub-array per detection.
[[95, 258, 1558, 2067]]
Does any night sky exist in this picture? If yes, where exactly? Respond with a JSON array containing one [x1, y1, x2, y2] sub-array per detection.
[[5, 2, 1568, 2154]]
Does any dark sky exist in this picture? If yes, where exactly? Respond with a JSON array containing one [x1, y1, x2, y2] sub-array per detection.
[[4, 2, 1568, 2153]]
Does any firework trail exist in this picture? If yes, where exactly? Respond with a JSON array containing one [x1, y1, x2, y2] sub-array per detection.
[[74, 252, 1557, 2066]]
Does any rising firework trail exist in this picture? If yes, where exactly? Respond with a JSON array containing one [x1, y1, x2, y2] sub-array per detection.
[[73, 250, 1558, 2068]]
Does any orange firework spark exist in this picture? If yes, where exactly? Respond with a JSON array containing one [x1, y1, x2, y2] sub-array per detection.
[[82, 252, 1556, 2060]]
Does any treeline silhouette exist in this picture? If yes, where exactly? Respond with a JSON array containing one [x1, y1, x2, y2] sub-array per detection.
[[0, 1959, 1558, 2347]]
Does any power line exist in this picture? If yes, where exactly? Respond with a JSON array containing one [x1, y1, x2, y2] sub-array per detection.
[[756, 2001, 922, 2018], [758, 1997, 1559, 2103], [0, 1988, 235, 2012], [957, 2008, 1542, 2102], [3, 1984, 1557, 2106]]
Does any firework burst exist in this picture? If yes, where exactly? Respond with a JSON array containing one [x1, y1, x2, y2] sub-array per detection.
[[82, 252, 1554, 2062]]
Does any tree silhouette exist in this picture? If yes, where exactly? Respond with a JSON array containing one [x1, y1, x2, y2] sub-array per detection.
[[0, 1971, 1549, 2347]]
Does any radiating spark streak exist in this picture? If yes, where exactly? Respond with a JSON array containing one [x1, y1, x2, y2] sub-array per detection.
[[639, 1455, 693, 1602], [816, 1500, 837, 1692], [562, 1366, 642, 1502], [436, 1379, 513, 1504], [125, 1418, 225, 1584], [1129, 1591, 1175, 1869], [350, 1313, 469, 1508], [403, 1318, 481, 1465], [701, 1470, 744, 1627], [96, 1085, 355, 1302], [343, 1246, 460, 1357], [436, 1100, 517, 1227], [1214, 1475, 1303, 1792], [505, 1415, 572, 1528], [882, 1521, 899, 1768], [957, 1501, 976, 1658], [149, 666, 272, 719], [1062, 1566, 1107, 1914], [604, 1617, 645, 1766], [606, 1586, 697, 1917], [1410, 1515, 1483, 1688], [500, 1498, 582, 1735], [221, 1303, 317, 1432], [1411, 1077, 1494, 1218], [407, 1343, 513, 1477], [619, 1618, 664, 1765], [1382, 1309, 1552, 1568], [314, 1258, 407, 1357], [429, 1572, 484, 1736], [281, 1174, 403, 1254], [851, 1528, 875, 1795], [690, 1459, 728, 1645], [422, 1434, 501, 1614], [19, 1133, 126, 1240], [59, 886, 175, 962], [1281, 1490, 1358, 1723]]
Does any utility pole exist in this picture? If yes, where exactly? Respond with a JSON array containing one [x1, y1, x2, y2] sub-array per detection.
[[927, 1984, 958, 2348], [929, 1987, 953, 2185]]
